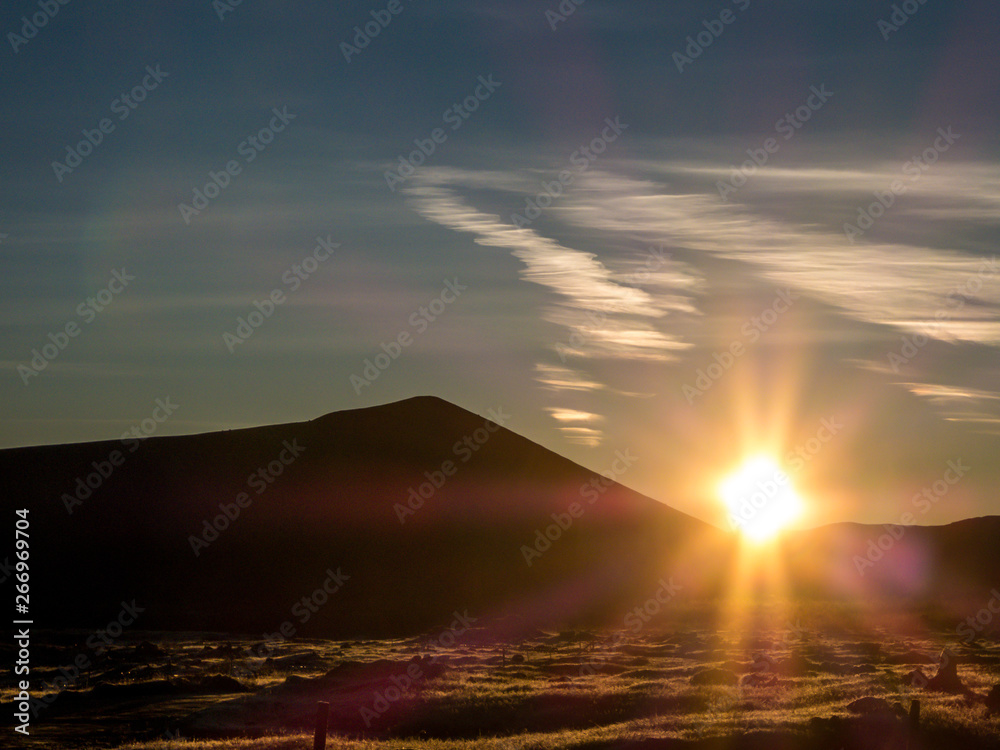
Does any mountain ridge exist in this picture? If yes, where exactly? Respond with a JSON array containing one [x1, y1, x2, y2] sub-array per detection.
[[0, 395, 720, 637], [2, 395, 997, 639]]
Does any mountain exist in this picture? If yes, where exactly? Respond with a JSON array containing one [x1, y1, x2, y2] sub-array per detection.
[[780, 516, 1000, 610], [0, 396, 726, 638], [2, 395, 997, 640]]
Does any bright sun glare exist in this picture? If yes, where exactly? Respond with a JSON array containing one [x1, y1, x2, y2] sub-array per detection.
[[719, 455, 804, 542]]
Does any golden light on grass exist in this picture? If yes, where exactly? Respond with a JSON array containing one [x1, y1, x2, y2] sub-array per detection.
[[719, 454, 804, 543]]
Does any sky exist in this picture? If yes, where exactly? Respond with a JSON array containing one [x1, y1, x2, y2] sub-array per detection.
[[2, 0, 998, 530]]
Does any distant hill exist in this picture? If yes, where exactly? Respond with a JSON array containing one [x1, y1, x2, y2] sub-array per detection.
[[0, 396, 724, 638], [2, 395, 996, 639], [781, 516, 1000, 610]]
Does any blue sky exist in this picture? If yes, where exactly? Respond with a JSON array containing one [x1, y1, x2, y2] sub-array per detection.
[[2, 0, 998, 529]]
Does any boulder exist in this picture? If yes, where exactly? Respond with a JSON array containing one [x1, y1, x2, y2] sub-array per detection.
[[926, 648, 965, 693]]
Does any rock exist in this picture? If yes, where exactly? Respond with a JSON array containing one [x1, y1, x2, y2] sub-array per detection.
[[776, 652, 817, 676], [986, 683, 1000, 713], [926, 648, 965, 693], [740, 672, 778, 688], [905, 667, 929, 687], [750, 652, 777, 672], [510, 653, 525, 665], [690, 667, 738, 686]]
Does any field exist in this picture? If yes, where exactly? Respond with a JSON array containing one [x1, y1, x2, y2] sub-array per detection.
[[6, 605, 1000, 750]]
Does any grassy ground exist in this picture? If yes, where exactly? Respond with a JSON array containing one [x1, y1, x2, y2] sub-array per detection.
[[7, 614, 1000, 750]]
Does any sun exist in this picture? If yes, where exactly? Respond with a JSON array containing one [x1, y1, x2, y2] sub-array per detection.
[[718, 455, 803, 542]]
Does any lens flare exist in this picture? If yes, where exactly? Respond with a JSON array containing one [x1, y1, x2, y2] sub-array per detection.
[[719, 455, 803, 542]]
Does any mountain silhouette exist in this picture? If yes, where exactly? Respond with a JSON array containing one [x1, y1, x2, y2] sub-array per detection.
[[2, 396, 997, 639], [0, 396, 723, 638]]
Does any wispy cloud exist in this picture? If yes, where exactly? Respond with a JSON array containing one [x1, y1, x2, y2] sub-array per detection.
[[559, 170, 1000, 347], [404, 167, 701, 362]]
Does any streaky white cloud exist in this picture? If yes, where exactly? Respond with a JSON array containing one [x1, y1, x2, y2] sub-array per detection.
[[534, 363, 604, 392], [558, 170, 1000, 347], [403, 168, 702, 362]]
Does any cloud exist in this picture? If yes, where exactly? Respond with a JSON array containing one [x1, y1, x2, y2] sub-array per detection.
[[403, 167, 701, 363], [558, 170, 1000, 347], [535, 364, 604, 392]]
